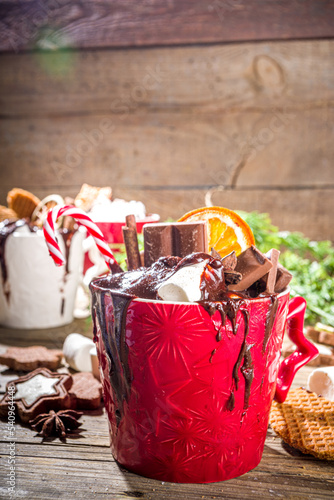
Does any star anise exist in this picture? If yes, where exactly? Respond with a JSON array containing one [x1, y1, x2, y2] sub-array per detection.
[[29, 409, 83, 438]]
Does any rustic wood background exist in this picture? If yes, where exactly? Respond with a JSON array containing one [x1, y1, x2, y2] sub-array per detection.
[[0, 1, 333, 241]]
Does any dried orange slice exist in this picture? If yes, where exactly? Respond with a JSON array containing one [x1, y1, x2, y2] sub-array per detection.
[[178, 206, 255, 257]]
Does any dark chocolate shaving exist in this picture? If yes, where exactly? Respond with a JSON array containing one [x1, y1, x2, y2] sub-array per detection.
[[221, 250, 237, 270], [262, 295, 279, 353], [224, 270, 242, 285]]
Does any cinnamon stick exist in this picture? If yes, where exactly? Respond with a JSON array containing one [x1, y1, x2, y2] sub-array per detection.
[[122, 215, 141, 270], [125, 214, 137, 231]]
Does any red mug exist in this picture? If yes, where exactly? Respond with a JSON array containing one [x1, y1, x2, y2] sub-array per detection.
[[90, 286, 318, 483]]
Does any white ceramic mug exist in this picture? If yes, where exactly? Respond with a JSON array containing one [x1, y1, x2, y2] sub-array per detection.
[[0, 226, 86, 329]]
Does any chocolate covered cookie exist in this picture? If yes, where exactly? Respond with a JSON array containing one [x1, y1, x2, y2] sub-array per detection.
[[0, 346, 63, 371], [69, 372, 102, 410]]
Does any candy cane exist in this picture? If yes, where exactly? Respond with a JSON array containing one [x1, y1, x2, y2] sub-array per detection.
[[43, 205, 122, 273]]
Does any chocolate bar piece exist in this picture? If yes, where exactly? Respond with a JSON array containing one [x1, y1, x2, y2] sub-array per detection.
[[143, 224, 173, 267], [143, 222, 207, 267], [228, 245, 273, 292], [266, 248, 280, 293], [172, 222, 207, 258], [256, 251, 292, 293]]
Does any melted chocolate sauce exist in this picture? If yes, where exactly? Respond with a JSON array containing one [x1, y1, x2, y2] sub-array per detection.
[[57, 227, 79, 315], [95, 255, 181, 301], [223, 309, 252, 411], [209, 348, 217, 364], [262, 295, 279, 353], [226, 392, 235, 411], [91, 285, 133, 425], [58, 227, 75, 275]]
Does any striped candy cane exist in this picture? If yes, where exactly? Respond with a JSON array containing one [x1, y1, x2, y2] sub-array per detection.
[[43, 205, 122, 273]]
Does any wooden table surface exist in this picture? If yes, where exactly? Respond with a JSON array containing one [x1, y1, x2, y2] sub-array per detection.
[[0, 321, 333, 500]]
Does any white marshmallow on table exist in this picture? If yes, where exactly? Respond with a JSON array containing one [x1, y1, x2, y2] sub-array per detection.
[[63, 333, 95, 372], [307, 367, 334, 401], [157, 259, 209, 303]]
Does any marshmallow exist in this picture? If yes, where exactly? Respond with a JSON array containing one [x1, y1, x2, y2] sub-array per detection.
[[63, 333, 95, 372], [307, 367, 334, 401], [157, 260, 209, 302]]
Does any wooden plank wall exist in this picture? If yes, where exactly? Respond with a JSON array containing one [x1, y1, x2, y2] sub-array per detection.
[[1, 0, 333, 51], [0, 1, 333, 241]]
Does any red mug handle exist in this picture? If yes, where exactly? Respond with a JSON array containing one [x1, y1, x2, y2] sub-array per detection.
[[275, 296, 319, 403]]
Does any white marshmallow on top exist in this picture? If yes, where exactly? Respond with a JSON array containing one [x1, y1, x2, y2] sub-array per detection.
[[63, 333, 95, 372], [307, 367, 334, 401], [157, 259, 209, 303]]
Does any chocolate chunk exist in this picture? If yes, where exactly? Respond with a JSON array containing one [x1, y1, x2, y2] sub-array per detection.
[[228, 245, 273, 292], [251, 253, 292, 295], [143, 222, 207, 267], [172, 222, 207, 258], [221, 250, 237, 270], [210, 247, 222, 261], [0, 368, 73, 424], [256, 255, 292, 294], [275, 263, 293, 293], [210, 249, 239, 284], [224, 270, 242, 285]]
